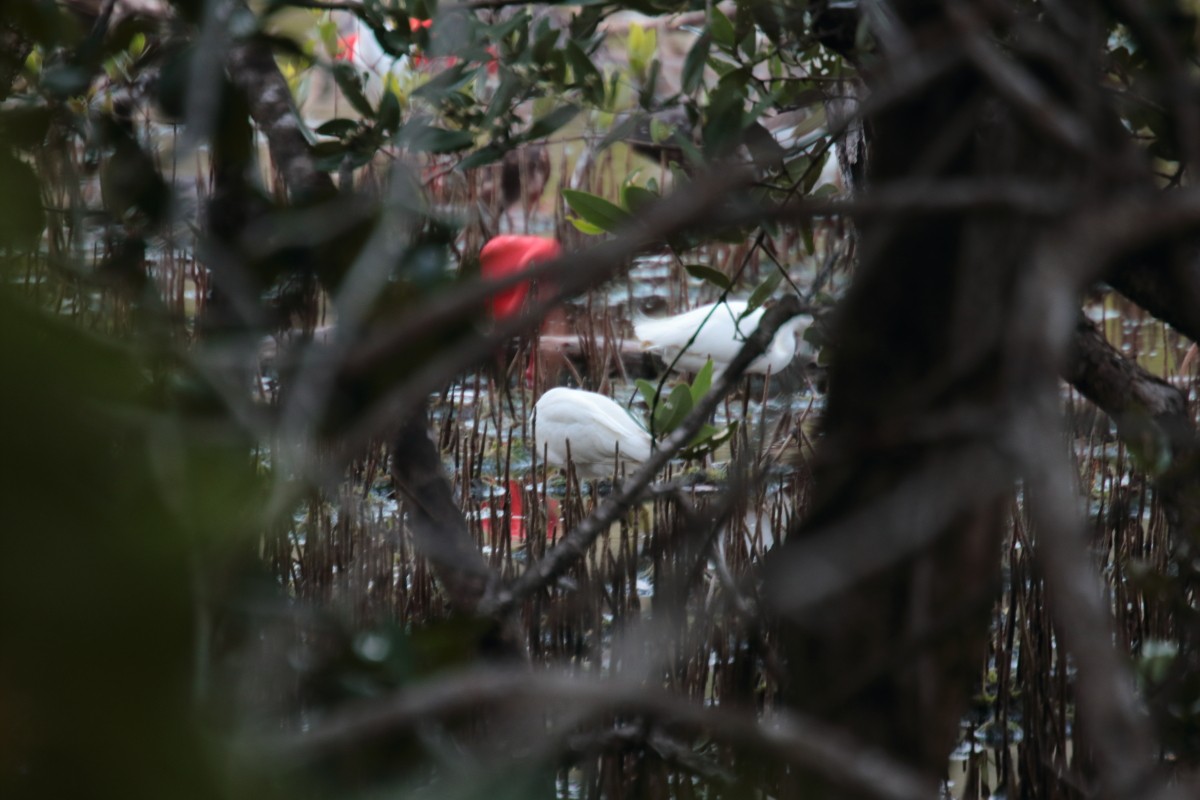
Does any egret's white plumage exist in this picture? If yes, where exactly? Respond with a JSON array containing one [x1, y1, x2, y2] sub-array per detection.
[[533, 387, 652, 479], [634, 300, 813, 376]]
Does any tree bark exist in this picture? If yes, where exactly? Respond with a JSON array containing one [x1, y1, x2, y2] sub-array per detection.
[[770, 3, 1107, 791], [1108, 255, 1200, 345], [1067, 317, 1200, 540]]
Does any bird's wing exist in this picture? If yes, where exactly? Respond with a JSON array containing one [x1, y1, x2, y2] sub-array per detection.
[[634, 304, 713, 347], [573, 396, 652, 462]]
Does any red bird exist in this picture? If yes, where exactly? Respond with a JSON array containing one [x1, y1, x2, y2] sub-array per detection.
[[479, 479, 561, 542], [480, 235, 561, 320], [479, 235, 569, 389]]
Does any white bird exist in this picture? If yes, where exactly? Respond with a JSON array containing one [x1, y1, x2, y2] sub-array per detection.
[[634, 300, 814, 376], [532, 387, 653, 480]]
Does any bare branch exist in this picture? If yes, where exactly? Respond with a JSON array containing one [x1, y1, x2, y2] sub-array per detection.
[[261, 666, 939, 800]]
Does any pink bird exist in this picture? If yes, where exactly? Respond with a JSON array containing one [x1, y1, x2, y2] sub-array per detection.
[[480, 235, 570, 389], [479, 479, 561, 542]]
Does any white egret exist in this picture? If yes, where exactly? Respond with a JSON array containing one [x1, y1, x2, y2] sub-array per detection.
[[634, 300, 814, 376], [532, 387, 652, 479]]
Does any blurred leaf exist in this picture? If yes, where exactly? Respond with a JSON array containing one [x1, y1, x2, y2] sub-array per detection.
[[598, 112, 640, 150], [621, 184, 658, 213], [523, 103, 579, 141], [331, 61, 374, 117], [377, 89, 401, 133], [638, 58, 661, 108], [485, 70, 522, 124], [0, 149, 45, 250], [314, 118, 360, 137], [749, 0, 781, 43], [710, 8, 736, 49], [682, 33, 710, 94], [40, 63, 91, 98], [684, 264, 732, 291], [683, 420, 736, 458], [0, 292, 231, 800], [627, 21, 656, 78], [412, 61, 472, 99], [746, 270, 782, 313], [458, 143, 507, 170], [565, 40, 604, 105], [690, 358, 714, 401], [702, 81, 746, 157], [568, 217, 605, 235], [532, 18, 560, 62], [407, 125, 476, 153], [562, 189, 629, 232], [0, 104, 52, 149]]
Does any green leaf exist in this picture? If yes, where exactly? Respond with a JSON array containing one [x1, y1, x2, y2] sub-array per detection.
[[599, 113, 641, 150], [702, 81, 746, 156], [485, 71, 523, 124], [407, 125, 476, 154], [543, 49, 567, 86], [682, 33, 710, 94], [636, 378, 661, 410], [690, 358, 714, 402], [331, 62, 374, 117], [628, 22, 647, 74], [683, 264, 732, 291], [746, 270, 783, 313], [657, 383, 693, 432], [684, 420, 736, 456], [739, 27, 757, 60], [749, 0, 782, 44], [318, 18, 340, 58], [648, 117, 673, 144], [412, 62, 472, 100], [568, 217, 605, 235], [315, 118, 361, 138], [638, 59, 661, 109], [801, 219, 815, 254], [377, 90, 401, 134], [562, 189, 629, 233], [621, 185, 658, 213], [524, 104, 580, 141], [532, 19, 560, 63], [457, 144, 508, 170], [710, 8, 736, 50], [565, 40, 604, 105]]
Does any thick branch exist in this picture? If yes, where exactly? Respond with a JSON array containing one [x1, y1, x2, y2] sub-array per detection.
[[389, 401, 494, 612], [223, 22, 335, 203], [1108, 257, 1200, 345], [1065, 316, 1200, 538]]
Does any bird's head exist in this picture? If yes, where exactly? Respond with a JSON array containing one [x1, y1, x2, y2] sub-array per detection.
[[782, 313, 818, 366], [480, 235, 562, 320]]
